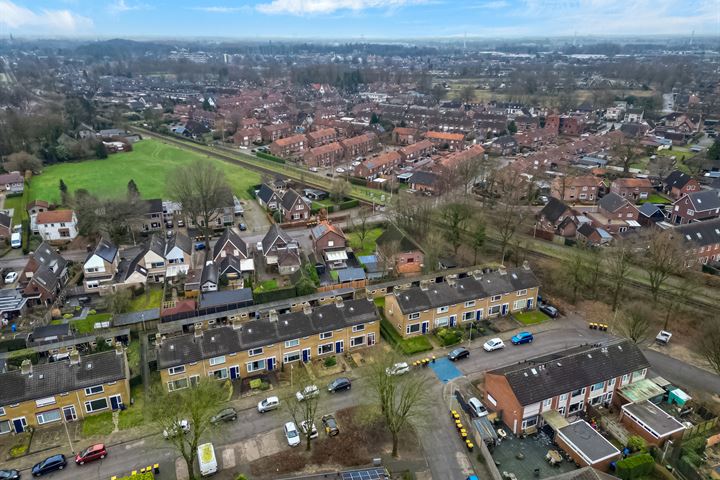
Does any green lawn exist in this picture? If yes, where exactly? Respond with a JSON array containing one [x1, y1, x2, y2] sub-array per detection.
[[514, 310, 550, 326], [2, 193, 28, 224], [118, 385, 146, 430], [399, 336, 434, 355], [253, 279, 278, 293], [128, 288, 163, 312], [72, 313, 112, 334], [639, 193, 671, 205], [82, 412, 114, 437], [348, 227, 385, 257], [27, 139, 261, 205], [126, 341, 141, 377]]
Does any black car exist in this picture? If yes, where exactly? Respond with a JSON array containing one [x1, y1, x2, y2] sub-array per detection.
[[0, 469, 20, 480], [211, 407, 238, 424], [32, 454, 67, 477], [238, 223, 247, 231], [448, 347, 470, 361], [539, 304, 559, 318], [327, 377, 351, 393]]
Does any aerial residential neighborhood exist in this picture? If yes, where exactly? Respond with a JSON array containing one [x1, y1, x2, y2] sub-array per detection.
[[0, 3, 719, 480]]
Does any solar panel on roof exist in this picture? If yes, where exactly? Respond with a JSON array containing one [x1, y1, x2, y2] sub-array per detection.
[[340, 468, 387, 480]]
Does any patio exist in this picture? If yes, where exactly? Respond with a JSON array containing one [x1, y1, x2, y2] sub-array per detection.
[[490, 430, 579, 479]]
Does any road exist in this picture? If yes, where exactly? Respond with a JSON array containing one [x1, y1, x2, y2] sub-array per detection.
[[18, 322, 718, 480]]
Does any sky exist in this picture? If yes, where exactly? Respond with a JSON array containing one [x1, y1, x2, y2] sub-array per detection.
[[0, 0, 718, 39]]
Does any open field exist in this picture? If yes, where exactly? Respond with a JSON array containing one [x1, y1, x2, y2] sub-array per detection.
[[28, 139, 261, 204]]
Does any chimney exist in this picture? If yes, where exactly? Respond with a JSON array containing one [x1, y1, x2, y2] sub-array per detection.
[[335, 296, 344, 308], [232, 317, 243, 329], [194, 324, 203, 338], [472, 269, 483, 280], [522, 260, 530, 270], [269, 309, 279, 322], [419, 279, 431, 291], [498, 265, 507, 275], [115, 342, 124, 356], [69, 350, 81, 365], [303, 303, 312, 315], [20, 359, 32, 376]]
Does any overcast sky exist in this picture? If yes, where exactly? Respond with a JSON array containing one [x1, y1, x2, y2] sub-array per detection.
[[1, 0, 718, 39]]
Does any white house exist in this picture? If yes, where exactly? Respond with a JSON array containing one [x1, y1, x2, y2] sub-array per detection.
[[164, 233, 193, 278], [35, 210, 78, 243]]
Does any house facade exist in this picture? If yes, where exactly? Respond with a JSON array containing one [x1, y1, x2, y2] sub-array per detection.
[[35, 210, 78, 243], [280, 189, 309, 222], [591, 193, 641, 235], [307, 127, 337, 147], [269, 134, 307, 159], [384, 266, 539, 338], [260, 123, 292, 143], [664, 171, 700, 200], [398, 140, 433, 163], [304, 142, 344, 167], [670, 190, 720, 225], [677, 218, 720, 265], [83, 237, 119, 292], [355, 151, 402, 180], [0, 171, 24, 193], [19, 242, 69, 307], [340, 133, 377, 159], [610, 178, 654, 202], [392, 127, 419, 145], [551, 176, 601, 204], [423, 131, 465, 150]]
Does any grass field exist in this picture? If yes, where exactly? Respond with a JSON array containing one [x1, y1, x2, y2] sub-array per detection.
[[128, 287, 163, 312], [514, 310, 550, 325], [28, 139, 261, 204], [348, 227, 385, 257]]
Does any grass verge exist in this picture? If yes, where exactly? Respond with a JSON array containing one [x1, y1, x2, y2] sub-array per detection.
[[82, 412, 114, 437], [348, 227, 384, 257], [514, 310, 550, 325], [71, 313, 112, 334]]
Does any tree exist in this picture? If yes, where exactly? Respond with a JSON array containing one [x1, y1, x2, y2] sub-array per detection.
[[661, 273, 699, 331], [95, 142, 108, 159], [148, 377, 229, 480], [4, 152, 42, 174], [283, 367, 321, 451], [370, 113, 379, 124], [643, 230, 687, 302], [708, 139, 720, 161], [329, 179, 351, 202], [431, 84, 447, 102], [349, 207, 372, 249], [605, 242, 632, 311], [441, 201, 472, 255], [564, 244, 588, 304], [507, 120, 518, 135], [388, 194, 433, 240], [127, 179, 140, 201], [618, 301, 653, 344], [421, 231, 443, 274], [167, 161, 233, 253], [456, 85, 475, 104], [699, 317, 720, 375], [611, 137, 642, 174], [59, 179, 69, 205], [107, 289, 132, 315], [489, 171, 530, 264], [366, 351, 429, 457], [470, 221, 486, 265]]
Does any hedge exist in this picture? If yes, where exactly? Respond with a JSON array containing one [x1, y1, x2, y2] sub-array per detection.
[[253, 286, 298, 304], [347, 176, 368, 186], [380, 318, 403, 346], [117, 472, 154, 480], [255, 152, 286, 164], [247, 185, 260, 199], [615, 453, 654, 480], [338, 199, 359, 210]]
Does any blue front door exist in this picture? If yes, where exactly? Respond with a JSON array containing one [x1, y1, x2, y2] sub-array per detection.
[[501, 304, 509, 315], [302, 349, 310, 363], [110, 396, 121, 411], [13, 418, 25, 433], [421, 322, 429, 334], [267, 358, 275, 371], [335, 341, 344, 353], [527, 298, 533, 309], [449, 315, 457, 327], [230, 366, 240, 379]]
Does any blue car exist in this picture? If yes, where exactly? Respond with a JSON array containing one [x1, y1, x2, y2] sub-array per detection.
[[511, 331, 534, 345], [194, 242, 206, 251]]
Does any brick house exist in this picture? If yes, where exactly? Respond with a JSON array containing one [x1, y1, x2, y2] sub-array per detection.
[[555, 421, 622, 472], [257, 183, 283, 211], [423, 131, 465, 150], [391, 127, 419, 145], [310, 221, 348, 269], [619, 401, 685, 447], [591, 192, 641, 234], [233, 128, 262, 147], [269, 134, 307, 159], [304, 142, 344, 167], [19, 241, 69, 307], [375, 224, 424, 276], [307, 127, 337, 147], [551, 176, 601, 204], [610, 178, 654, 202], [408, 171, 440, 195], [0, 171, 24, 193], [545, 115, 586, 136], [355, 151, 402, 180], [398, 140, 433, 163], [536, 197, 573, 233], [663, 171, 700, 200], [670, 190, 720, 224], [140, 199, 164, 232], [383, 266, 539, 337], [676, 218, 720, 265], [279, 189, 309, 223], [260, 123, 292, 143], [437, 144, 486, 171], [261, 224, 300, 268], [484, 340, 649, 437], [340, 133, 378, 159]]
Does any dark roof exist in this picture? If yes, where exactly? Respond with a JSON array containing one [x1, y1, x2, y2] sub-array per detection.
[[262, 224, 295, 253], [684, 189, 720, 212], [545, 467, 619, 480], [577, 222, 598, 238], [201, 261, 219, 286], [218, 255, 243, 276], [337, 267, 366, 282], [638, 202, 663, 218], [257, 183, 278, 205], [408, 171, 439, 187], [393, 267, 539, 314], [198, 289, 253, 310], [147, 234, 166, 257], [27, 241, 68, 291], [157, 299, 379, 368], [376, 224, 421, 253], [676, 218, 720, 247], [664, 170, 693, 189], [0, 212, 10, 229], [165, 232, 192, 255], [281, 188, 305, 211], [539, 197, 570, 223], [32, 324, 70, 341], [598, 192, 629, 213], [90, 237, 118, 263], [622, 401, 685, 437], [114, 250, 148, 283], [0, 350, 127, 405], [558, 421, 620, 463], [487, 339, 649, 406], [145, 198, 163, 214], [213, 228, 248, 260]]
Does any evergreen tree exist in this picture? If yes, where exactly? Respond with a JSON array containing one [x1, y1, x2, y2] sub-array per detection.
[[127, 179, 140, 200], [59, 179, 69, 205], [95, 142, 108, 159]]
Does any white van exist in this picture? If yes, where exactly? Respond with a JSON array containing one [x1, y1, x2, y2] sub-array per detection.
[[10, 232, 21, 249], [198, 442, 218, 476]]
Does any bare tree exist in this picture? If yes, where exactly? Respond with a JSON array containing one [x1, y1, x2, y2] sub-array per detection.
[[366, 351, 429, 457], [618, 301, 654, 344], [488, 171, 530, 264], [611, 137, 642, 174], [4, 151, 42, 174], [456, 85, 475, 104], [469, 220, 486, 265], [167, 161, 233, 253], [441, 201, 472, 255], [563, 243, 588, 304], [605, 241, 633, 311], [283, 367, 321, 451], [421, 231, 444, 274], [148, 377, 229, 480], [329, 178, 351, 202], [388, 194, 433, 240], [699, 317, 720, 375], [661, 273, 699, 331], [643, 230, 687, 302], [349, 207, 372, 249]]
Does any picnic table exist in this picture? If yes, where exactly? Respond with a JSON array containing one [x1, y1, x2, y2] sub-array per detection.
[[546, 449, 563, 465]]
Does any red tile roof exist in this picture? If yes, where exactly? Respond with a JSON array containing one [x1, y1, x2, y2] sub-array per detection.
[[36, 210, 74, 224]]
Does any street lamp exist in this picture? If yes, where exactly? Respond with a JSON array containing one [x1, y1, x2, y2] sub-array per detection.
[[63, 418, 75, 455]]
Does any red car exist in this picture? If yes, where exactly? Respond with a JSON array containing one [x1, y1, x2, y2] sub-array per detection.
[[75, 444, 107, 465]]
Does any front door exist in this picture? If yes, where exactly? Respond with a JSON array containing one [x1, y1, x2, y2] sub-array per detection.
[[367, 333, 376, 346], [110, 395, 122, 411], [421, 322, 429, 334], [12, 418, 27, 433], [476, 309, 483, 321], [63, 405, 77, 422], [267, 357, 275, 371], [527, 298, 533, 310], [501, 304, 509, 316], [302, 349, 310, 363], [335, 341, 344, 354], [230, 366, 240, 379], [449, 315, 457, 327]]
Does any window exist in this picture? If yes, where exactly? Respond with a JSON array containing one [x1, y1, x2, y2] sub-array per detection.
[[35, 397, 56, 408], [571, 388, 586, 397], [285, 339, 300, 348], [522, 416, 538, 430], [543, 398, 552, 408], [568, 401, 583, 414], [36, 410, 61, 425], [513, 299, 526, 310], [246, 360, 266, 373], [352, 324, 365, 332], [85, 385, 104, 396], [248, 348, 263, 357], [168, 366, 185, 375], [406, 323, 421, 334], [0, 407, 4, 417], [462, 311, 475, 322], [0, 420, 10, 434], [558, 406, 566, 416], [589, 395, 603, 406], [85, 398, 109, 413], [350, 336, 365, 347], [609, 378, 616, 387], [408, 312, 420, 320], [591, 382, 605, 392], [209, 356, 226, 366], [189, 376, 200, 387], [328, 241, 334, 247], [488, 305, 501, 315], [284, 351, 301, 363], [687, 209, 694, 216], [318, 343, 334, 355], [559, 393, 568, 402], [320, 331, 333, 340], [437, 306, 449, 314], [211, 368, 228, 380], [516, 289, 527, 296], [622, 373, 630, 384], [464, 300, 476, 308], [491, 295, 502, 302], [168, 378, 189, 391]]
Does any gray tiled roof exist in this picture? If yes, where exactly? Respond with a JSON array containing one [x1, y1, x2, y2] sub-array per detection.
[[545, 467, 619, 480], [166, 232, 192, 255], [262, 224, 294, 253], [201, 261, 219, 286], [665, 170, 692, 189], [488, 339, 649, 406], [685, 189, 720, 212], [198, 289, 253, 310], [676, 218, 720, 247], [157, 299, 379, 368], [213, 228, 248, 260], [0, 350, 127, 406], [539, 197, 570, 223], [598, 192, 628, 213], [281, 188, 303, 211]]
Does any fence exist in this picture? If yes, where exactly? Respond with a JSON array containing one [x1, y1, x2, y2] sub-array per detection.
[[476, 430, 503, 480], [682, 416, 718, 440], [317, 279, 367, 292]]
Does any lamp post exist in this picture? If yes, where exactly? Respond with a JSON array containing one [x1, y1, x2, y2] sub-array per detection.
[[63, 418, 75, 455]]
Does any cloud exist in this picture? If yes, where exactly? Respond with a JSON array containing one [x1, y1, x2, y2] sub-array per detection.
[[0, 1, 92, 32], [107, 0, 150, 14], [477, 1, 510, 9], [256, 0, 424, 15], [191, 6, 253, 13]]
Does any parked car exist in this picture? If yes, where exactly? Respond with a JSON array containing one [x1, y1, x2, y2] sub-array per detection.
[[257, 396, 280, 413], [448, 347, 470, 361], [299, 420, 319, 439], [166, 229, 174, 239], [511, 332, 534, 345], [163, 420, 190, 439], [177, 218, 185, 227], [0, 469, 20, 479], [327, 377, 351, 393], [295, 385, 319, 402], [75, 444, 107, 465], [211, 407, 238, 424], [335, 167, 345, 173], [198, 442, 218, 477], [468, 397, 488, 418], [309, 167, 319, 172], [386, 362, 410, 376], [284, 422, 301, 447], [194, 242, 206, 251], [31, 454, 67, 476], [656, 330, 672, 345], [483, 338, 505, 352], [238, 223, 247, 231], [165, 221, 173, 229], [4, 271, 18, 284], [10, 232, 21, 249], [321, 414, 339, 436], [539, 304, 558, 318]]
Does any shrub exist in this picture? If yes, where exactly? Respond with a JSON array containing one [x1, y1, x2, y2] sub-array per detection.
[[681, 436, 706, 456], [88, 309, 97, 315], [9, 444, 28, 457], [249, 378, 262, 389], [338, 199, 359, 210], [627, 435, 647, 452], [63, 313, 73, 319], [235, 475, 249, 480], [681, 451, 703, 467], [323, 356, 337, 368], [255, 152, 286, 164], [615, 453, 655, 480], [435, 328, 462, 347], [258, 381, 271, 391]]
